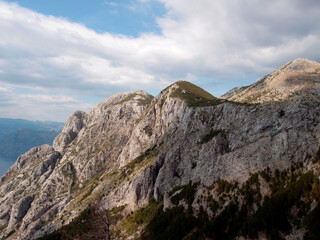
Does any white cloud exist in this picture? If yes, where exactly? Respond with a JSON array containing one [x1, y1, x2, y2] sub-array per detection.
[[156, 0, 320, 75], [0, 86, 10, 92], [0, 0, 320, 121], [0, 82, 93, 121]]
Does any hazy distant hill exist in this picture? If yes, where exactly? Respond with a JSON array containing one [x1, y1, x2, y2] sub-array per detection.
[[0, 118, 64, 158], [0, 129, 60, 158]]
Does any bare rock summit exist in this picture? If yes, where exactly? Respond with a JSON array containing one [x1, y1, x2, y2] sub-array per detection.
[[223, 58, 320, 104]]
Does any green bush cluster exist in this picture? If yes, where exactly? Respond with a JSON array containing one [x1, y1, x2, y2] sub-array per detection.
[[144, 206, 197, 240], [241, 171, 317, 239], [170, 181, 199, 208], [216, 179, 236, 195], [120, 145, 158, 179], [304, 203, 320, 240], [120, 197, 162, 235], [38, 206, 95, 240]]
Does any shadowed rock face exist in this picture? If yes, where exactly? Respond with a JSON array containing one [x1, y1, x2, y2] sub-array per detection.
[[0, 59, 320, 239]]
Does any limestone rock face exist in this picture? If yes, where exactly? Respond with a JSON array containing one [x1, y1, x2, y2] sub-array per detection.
[[117, 83, 187, 168], [62, 90, 154, 182], [0, 145, 60, 239], [0, 59, 320, 239], [53, 110, 86, 153], [0, 90, 154, 239]]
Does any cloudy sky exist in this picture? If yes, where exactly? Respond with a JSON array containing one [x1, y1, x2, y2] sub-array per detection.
[[0, 0, 320, 122]]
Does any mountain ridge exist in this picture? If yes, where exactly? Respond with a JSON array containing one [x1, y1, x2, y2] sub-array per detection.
[[1, 58, 320, 239], [222, 58, 320, 104]]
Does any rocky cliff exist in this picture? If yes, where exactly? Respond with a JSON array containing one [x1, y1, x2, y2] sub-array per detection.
[[1, 59, 320, 240]]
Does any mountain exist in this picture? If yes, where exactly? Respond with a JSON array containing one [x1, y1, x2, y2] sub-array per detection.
[[220, 86, 248, 99], [0, 60, 320, 240], [0, 119, 63, 177], [0, 118, 64, 140], [222, 58, 320, 104], [0, 129, 59, 159]]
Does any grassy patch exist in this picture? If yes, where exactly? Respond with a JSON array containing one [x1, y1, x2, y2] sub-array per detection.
[[120, 197, 163, 236], [120, 145, 158, 180], [170, 81, 222, 107]]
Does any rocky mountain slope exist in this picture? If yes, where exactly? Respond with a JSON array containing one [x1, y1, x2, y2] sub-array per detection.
[[222, 58, 320, 104], [1, 59, 320, 240]]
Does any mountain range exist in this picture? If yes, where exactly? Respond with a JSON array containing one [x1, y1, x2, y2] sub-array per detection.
[[0, 118, 64, 158], [0, 58, 320, 240], [0, 119, 64, 176]]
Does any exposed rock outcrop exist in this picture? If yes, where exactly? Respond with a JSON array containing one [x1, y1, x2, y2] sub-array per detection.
[[53, 110, 86, 153]]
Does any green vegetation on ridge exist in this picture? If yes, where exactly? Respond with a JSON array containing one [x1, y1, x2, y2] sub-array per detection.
[[169, 81, 221, 107]]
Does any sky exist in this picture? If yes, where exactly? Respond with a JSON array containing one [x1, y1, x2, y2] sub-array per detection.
[[0, 0, 320, 122]]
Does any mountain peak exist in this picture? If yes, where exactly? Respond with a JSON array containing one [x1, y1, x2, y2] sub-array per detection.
[[283, 58, 319, 72], [89, 90, 153, 119], [94, 90, 153, 110], [163, 80, 219, 107], [224, 58, 320, 104]]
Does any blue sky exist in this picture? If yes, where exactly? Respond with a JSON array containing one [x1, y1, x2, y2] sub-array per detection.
[[0, 0, 320, 121], [5, 0, 166, 36]]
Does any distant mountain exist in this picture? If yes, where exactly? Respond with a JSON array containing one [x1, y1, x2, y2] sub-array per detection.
[[0, 118, 64, 140], [0, 118, 64, 158], [0, 129, 60, 158]]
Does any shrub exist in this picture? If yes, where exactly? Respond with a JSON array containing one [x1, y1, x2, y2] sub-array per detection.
[[170, 181, 199, 208], [216, 179, 234, 195]]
